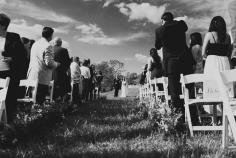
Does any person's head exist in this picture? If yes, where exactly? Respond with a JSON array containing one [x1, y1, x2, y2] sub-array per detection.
[[161, 12, 174, 24], [87, 58, 91, 66], [91, 64, 95, 70], [149, 48, 161, 64], [21, 37, 30, 45], [209, 16, 227, 42], [190, 32, 202, 47], [29, 39, 35, 49], [53, 37, 62, 46], [83, 59, 89, 66], [144, 64, 148, 71], [0, 13, 10, 32], [42, 27, 54, 42], [72, 56, 79, 63]]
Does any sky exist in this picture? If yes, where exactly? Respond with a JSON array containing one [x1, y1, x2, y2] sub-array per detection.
[[0, 0, 234, 74]]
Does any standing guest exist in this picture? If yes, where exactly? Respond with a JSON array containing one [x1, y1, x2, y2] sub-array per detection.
[[89, 64, 96, 100], [139, 64, 148, 85], [52, 37, 71, 102], [70, 56, 81, 106], [113, 75, 121, 97], [155, 12, 189, 114], [148, 48, 163, 79], [27, 27, 60, 104], [0, 13, 28, 123], [202, 16, 233, 99], [80, 59, 91, 101], [96, 71, 103, 98], [190, 32, 203, 73]]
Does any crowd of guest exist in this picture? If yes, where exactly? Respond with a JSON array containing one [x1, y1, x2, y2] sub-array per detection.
[[0, 13, 104, 124], [139, 12, 236, 124]]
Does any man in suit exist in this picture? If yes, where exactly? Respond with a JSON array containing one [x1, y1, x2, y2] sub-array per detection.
[[27, 27, 60, 104], [52, 37, 71, 102], [155, 12, 189, 114], [113, 75, 121, 97], [0, 13, 28, 123]]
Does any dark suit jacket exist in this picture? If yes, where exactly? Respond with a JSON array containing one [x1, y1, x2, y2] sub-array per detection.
[[155, 20, 190, 75], [2, 32, 28, 79], [53, 46, 71, 90]]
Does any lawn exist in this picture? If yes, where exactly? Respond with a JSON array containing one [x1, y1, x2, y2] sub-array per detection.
[[0, 98, 236, 158]]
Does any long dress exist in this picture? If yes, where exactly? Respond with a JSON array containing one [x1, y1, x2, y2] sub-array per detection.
[[191, 44, 203, 74], [203, 36, 233, 113], [120, 81, 128, 98]]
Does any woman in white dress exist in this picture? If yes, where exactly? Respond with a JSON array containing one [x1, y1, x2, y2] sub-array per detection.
[[120, 78, 128, 98], [202, 16, 233, 113]]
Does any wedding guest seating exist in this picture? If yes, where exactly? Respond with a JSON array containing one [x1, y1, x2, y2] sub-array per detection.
[[216, 69, 236, 148], [17, 79, 38, 104], [46, 80, 54, 103], [181, 73, 223, 136], [0, 77, 10, 123]]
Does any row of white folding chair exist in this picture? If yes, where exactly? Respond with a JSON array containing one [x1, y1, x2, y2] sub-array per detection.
[[217, 69, 236, 148], [0, 77, 10, 124], [181, 73, 224, 137], [17, 79, 54, 104], [142, 77, 184, 104]]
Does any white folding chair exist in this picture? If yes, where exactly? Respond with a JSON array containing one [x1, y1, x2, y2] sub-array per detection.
[[0, 77, 10, 123], [181, 73, 223, 136], [17, 79, 38, 104], [46, 80, 54, 103], [216, 69, 236, 148]]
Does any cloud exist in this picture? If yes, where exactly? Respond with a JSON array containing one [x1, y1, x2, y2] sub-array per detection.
[[83, 0, 117, 7], [135, 54, 149, 63], [8, 19, 70, 40], [0, 0, 77, 23], [75, 23, 149, 45], [115, 2, 167, 24], [8, 19, 43, 40]]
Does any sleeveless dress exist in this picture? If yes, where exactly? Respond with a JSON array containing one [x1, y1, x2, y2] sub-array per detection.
[[203, 33, 233, 113]]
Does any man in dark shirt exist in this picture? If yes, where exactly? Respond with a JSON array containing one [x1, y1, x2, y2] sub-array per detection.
[[155, 12, 189, 114], [113, 75, 121, 97]]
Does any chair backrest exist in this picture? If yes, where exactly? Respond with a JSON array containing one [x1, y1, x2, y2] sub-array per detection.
[[19, 79, 38, 103], [220, 69, 236, 85], [0, 77, 10, 89], [181, 73, 213, 85]]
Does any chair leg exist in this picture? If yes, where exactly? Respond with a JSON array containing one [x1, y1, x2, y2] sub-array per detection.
[[222, 114, 229, 148], [186, 104, 194, 136]]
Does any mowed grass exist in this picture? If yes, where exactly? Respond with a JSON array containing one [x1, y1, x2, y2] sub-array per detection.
[[1, 98, 236, 158]]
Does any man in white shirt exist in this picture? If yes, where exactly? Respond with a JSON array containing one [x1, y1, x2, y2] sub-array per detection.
[[70, 56, 81, 105], [27, 27, 60, 104], [80, 59, 91, 101]]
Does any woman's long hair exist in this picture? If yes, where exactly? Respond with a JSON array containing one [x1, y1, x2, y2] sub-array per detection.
[[190, 32, 202, 50], [149, 48, 161, 64], [208, 16, 227, 43]]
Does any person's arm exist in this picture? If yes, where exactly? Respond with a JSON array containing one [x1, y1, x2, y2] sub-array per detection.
[[43, 45, 60, 69], [202, 32, 210, 60], [87, 68, 91, 78], [147, 58, 152, 71], [179, 20, 188, 32]]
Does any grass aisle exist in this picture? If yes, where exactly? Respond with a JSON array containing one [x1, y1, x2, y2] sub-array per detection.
[[1, 98, 236, 158]]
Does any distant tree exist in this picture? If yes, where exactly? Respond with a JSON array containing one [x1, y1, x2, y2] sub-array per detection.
[[109, 60, 124, 76], [95, 60, 125, 91], [96, 61, 114, 91], [126, 72, 138, 85]]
